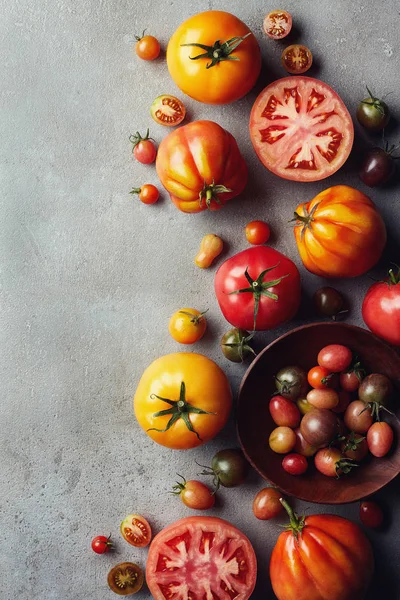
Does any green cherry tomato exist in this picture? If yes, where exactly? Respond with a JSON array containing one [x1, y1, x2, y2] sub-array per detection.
[[200, 449, 250, 490], [220, 328, 256, 363], [357, 88, 390, 131]]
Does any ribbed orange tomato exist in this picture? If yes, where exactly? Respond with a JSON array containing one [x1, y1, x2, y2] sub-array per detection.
[[156, 120, 248, 213], [293, 185, 386, 277]]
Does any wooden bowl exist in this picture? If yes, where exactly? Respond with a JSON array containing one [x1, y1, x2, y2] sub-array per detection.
[[237, 322, 400, 504]]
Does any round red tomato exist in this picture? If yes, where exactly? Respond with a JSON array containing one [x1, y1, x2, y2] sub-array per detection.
[[367, 421, 394, 457], [270, 501, 374, 600], [249, 77, 354, 182], [269, 395, 301, 428], [245, 220, 271, 245], [317, 344, 352, 372], [214, 246, 301, 331], [360, 501, 384, 529], [156, 120, 248, 213], [146, 516, 257, 599], [282, 453, 308, 475], [362, 268, 400, 345], [307, 365, 337, 389]]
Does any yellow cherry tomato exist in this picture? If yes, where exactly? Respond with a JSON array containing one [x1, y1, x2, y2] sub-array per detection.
[[168, 308, 207, 344]]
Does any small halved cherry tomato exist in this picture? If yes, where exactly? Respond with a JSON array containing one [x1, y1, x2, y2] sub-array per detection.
[[281, 44, 312, 74], [129, 130, 157, 164], [108, 562, 144, 596], [130, 184, 159, 204], [168, 308, 207, 344], [245, 220, 271, 245], [360, 500, 384, 528], [307, 366, 337, 390], [151, 94, 186, 127], [91, 534, 112, 554], [120, 514, 152, 548], [317, 344, 352, 373], [282, 453, 308, 475], [135, 32, 160, 61], [171, 475, 215, 510], [263, 10, 292, 40], [252, 487, 283, 520], [367, 422, 394, 457]]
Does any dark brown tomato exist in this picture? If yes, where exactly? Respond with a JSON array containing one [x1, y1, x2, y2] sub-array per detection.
[[108, 562, 144, 596], [341, 433, 369, 461], [252, 487, 283, 520], [344, 401, 373, 434], [300, 408, 338, 448]]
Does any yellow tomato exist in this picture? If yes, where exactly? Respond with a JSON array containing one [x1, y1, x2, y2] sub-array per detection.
[[134, 353, 232, 449], [168, 308, 207, 344]]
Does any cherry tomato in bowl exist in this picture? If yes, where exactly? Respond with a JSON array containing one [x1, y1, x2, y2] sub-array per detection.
[[344, 400, 373, 434], [269, 426, 296, 454], [307, 388, 339, 410], [269, 395, 301, 428], [282, 453, 308, 475], [317, 344, 352, 372], [245, 220, 270, 245], [307, 365, 337, 389], [367, 422, 394, 457], [263, 10, 292, 39], [150, 94, 186, 127], [282, 44, 313, 74]]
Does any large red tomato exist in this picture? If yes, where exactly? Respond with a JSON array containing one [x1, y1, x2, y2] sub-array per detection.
[[294, 185, 386, 278], [362, 267, 400, 345], [270, 501, 374, 600], [214, 246, 301, 331], [249, 77, 354, 182], [146, 516, 257, 599], [156, 120, 248, 213]]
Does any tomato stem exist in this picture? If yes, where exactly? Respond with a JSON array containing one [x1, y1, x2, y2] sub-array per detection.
[[178, 309, 208, 325], [388, 266, 400, 285], [199, 181, 232, 209], [279, 498, 306, 539], [181, 33, 252, 69], [130, 187, 142, 195], [129, 129, 154, 149]]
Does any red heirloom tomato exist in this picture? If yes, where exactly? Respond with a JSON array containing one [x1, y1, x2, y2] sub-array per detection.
[[293, 185, 387, 278], [270, 500, 374, 600], [249, 77, 353, 182], [362, 267, 400, 345], [214, 246, 301, 331], [156, 120, 248, 213], [146, 516, 257, 600]]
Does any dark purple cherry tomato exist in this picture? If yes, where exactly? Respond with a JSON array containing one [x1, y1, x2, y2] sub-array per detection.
[[300, 408, 338, 448], [274, 365, 309, 401], [359, 147, 396, 187], [313, 287, 345, 319], [360, 500, 384, 528], [357, 89, 390, 131], [252, 487, 283, 520], [358, 373, 393, 413], [282, 453, 308, 475], [340, 372, 361, 392], [269, 395, 301, 428], [344, 400, 373, 434], [341, 432, 368, 461], [317, 344, 352, 372], [293, 428, 317, 457], [367, 422, 394, 457]]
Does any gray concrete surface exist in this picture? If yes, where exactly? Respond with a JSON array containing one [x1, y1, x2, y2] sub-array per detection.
[[1, 1, 400, 598]]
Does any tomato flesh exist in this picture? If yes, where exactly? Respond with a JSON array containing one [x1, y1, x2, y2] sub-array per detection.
[[263, 10, 292, 39], [249, 77, 354, 182], [146, 516, 257, 600], [282, 45, 312, 74], [121, 514, 152, 548], [151, 95, 186, 127]]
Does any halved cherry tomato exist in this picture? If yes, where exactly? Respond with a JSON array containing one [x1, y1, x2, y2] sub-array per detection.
[[249, 77, 354, 182], [168, 308, 207, 344], [282, 44, 312, 74], [245, 220, 271, 245], [307, 366, 337, 389], [135, 32, 160, 61], [263, 10, 292, 40], [130, 184, 159, 204], [108, 562, 144, 596], [150, 95, 186, 127], [171, 476, 215, 510], [129, 130, 157, 164], [252, 487, 283, 520], [146, 516, 257, 599], [120, 514, 152, 548]]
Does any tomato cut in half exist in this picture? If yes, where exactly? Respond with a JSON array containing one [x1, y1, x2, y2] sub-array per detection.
[[282, 45, 312, 74], [108, 562, 144, 596], [121, 514, 152, 548], [146, 516, 257, 600], [151, 95, 186, 127], [263, 10, 292, 40], [249, 77, 354, 182]]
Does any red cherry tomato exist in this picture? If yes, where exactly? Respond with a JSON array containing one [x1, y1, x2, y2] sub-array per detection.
[[362, 268, 400, 345], [269, 395, 301, 428], [344, 400, 373, 434], [135, 32, 160, 61], [130, 184, 159, 204], [129, 130, 157, 164], [252, 488, 283, 520], [282, 453, 308, 475], [367, 422, 394, 457], [293, 428, 317, 457], [307, 366, 337, 389], [281, 44, 312, 74], [172, 476, 215, 510], [360, 500, 384, 528], [245, 220, 271, 245], [263, 10, 292, 40], [317, 344, 352, 372], [314, 447, 356, 478], [307, 388, 339, 410], [340, 371, 362, 392], [91, 535, 112, 554]]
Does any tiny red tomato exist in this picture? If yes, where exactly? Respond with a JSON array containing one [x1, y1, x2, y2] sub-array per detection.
[[367, 422, 394, 457], [282, 453, 308, 475], [269, 426, 296, 454], [135, 32, 160, 61], [317, 344, 352, 372], [245, 220, 271, 245], [151, 95, 186, 127], [344, 400, 373, 434], [360, 500, 384, 528], [269, 395, 301, 428], [120, 514, 152, 548], [307, 366, 337, 389], [307, 388, 339, 410], [172, 476, 215, 511], [129, 130, 157, 164], [252, 488, 283, 520], [91, 535, 112, 554], [130, 184, 159, 205], [293, 428, 317, 457], [331, 389, 351, 414]]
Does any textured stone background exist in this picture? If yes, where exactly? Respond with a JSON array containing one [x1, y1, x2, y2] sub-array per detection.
[[1, 1, 400, 598]]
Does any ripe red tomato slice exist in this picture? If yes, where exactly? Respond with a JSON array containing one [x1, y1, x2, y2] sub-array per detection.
[[146, 516, 257, 600], [150, 95, 186, 127], [263, 10, 292, 39], [249, 77, 354, 182], [120, 514, 152, 548]]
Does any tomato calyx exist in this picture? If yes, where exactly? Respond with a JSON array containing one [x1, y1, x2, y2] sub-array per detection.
[[221, 330, 256, 362], [148, 381, 215, 440], [359, 400, 394, 421], [279, 498, 306, 540], [199, 180, 232, 209], [181, 33, 252, 69], [134, 29, 147, 42], [178, 309, 208, 325], [342, 431, 366, 453], [361, 87, 389, 118], [387, 265, 400, 286], [228, 264, 289, 330], [335, 457, 358, 478], [292, 203, 320, 240], [170, 473, 188, 495], [129, 129, 154, 149]]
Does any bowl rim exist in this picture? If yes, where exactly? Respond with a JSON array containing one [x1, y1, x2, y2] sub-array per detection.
[[237, 321, 400, 504]]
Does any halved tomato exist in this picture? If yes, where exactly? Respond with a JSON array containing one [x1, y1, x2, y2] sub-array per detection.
[[263, 10, 292, 40], [146, 516, 257, 599], [151, 95, 186, 127], [282, 45, 312, 74], [108, 563, 144, 596], [249, 77, 354, 182], [121, 514, 152, 548]]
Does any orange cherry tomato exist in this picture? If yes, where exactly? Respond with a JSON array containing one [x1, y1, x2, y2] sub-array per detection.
[[245, 220, 271, 245], [135, 32, 160, 61], [307, 366, 337, 389], [150, 95, 186, 127], [172, 476, 215, 510], [167, 11, 261, 105], [263, 10, 292, 40], [282, 44, 312, 74], [120, 514, 152, 548], [130, 184, 159, 204], [168, 308, 207, 344], [294, 185, 387, 278]]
